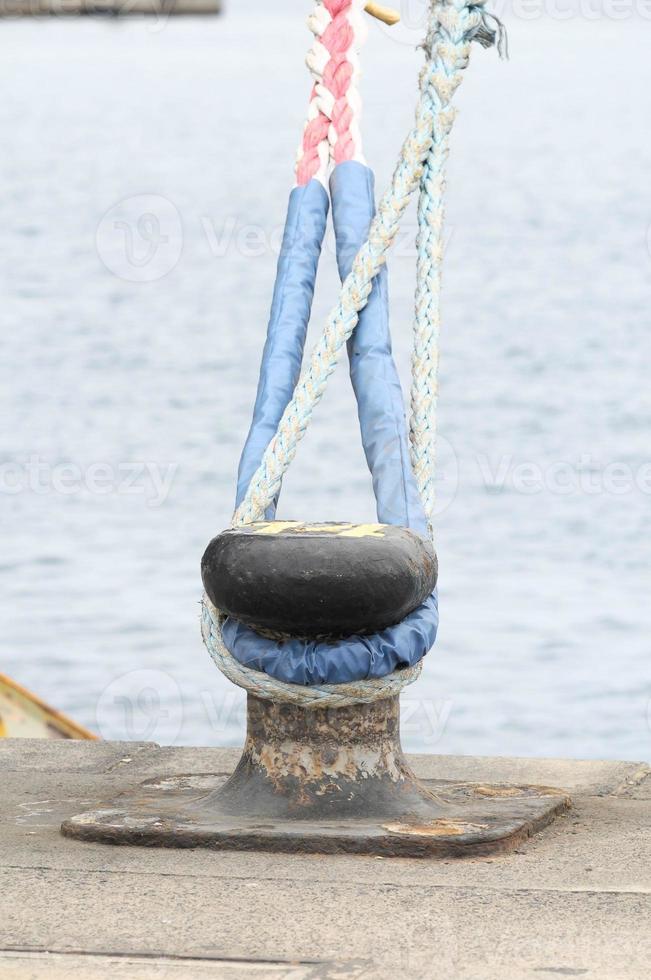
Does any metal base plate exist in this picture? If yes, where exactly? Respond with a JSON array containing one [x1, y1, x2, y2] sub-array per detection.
[[62, 773, 570, 857]]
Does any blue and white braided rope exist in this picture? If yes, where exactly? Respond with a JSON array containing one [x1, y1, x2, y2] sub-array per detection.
[[410, 1, 504, 531]]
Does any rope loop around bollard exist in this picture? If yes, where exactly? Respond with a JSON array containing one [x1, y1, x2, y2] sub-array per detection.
[[201, 597, 422, 709]]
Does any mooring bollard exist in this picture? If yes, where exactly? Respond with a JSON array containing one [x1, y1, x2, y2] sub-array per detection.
[[61, 1, 569, 855], [216, 695, 437, 826], [62, 523, 569, 858], [61, 688, 569, 857]]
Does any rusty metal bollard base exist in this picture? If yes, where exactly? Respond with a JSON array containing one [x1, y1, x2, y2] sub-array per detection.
[[62, 695, 570, 857]]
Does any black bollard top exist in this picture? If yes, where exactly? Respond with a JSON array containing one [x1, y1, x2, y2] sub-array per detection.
[[201, 521, 437, 638]]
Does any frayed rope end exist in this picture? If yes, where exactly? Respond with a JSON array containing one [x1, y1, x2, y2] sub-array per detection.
[[420, 3, 510, 62], [475, 9, 509, 59]]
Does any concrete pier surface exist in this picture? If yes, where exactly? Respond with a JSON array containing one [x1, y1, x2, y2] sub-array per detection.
[[0, 739, 649, 979]]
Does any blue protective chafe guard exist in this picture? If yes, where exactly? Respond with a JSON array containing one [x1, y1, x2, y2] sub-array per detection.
[[331, 161, 429, 538], [235, 180, 329, 519], [221, 593, 438, 686], [228, 163, 438, 685]]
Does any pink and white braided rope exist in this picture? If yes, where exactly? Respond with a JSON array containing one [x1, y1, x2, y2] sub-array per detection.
[[296, 0, 367, 186]]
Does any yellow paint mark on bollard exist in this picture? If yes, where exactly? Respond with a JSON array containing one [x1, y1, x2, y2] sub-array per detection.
[[336, 524, 387, 538], [249, 521, 302, 535], [247, 521, 387, 538]]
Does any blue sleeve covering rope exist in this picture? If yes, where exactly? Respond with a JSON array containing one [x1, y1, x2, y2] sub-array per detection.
[[220, 593, 438, 686], [330, 160, 429, 538], [235, 180, 329, 518]]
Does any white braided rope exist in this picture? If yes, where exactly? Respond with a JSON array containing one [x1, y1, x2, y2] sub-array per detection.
[[295, 3, 330, 186], [296, 0, 368, 187], [314, 0, 367, 168], [202, 596, 422, 708], [295, 92, 331, 188]]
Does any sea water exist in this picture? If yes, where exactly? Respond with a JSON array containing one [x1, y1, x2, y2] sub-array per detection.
[[1, 5, 650, 760]]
